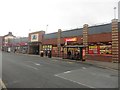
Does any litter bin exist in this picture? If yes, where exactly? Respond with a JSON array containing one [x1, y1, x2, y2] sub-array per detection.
[[40, 51, 44, 57], [48, 50, 52, 58]]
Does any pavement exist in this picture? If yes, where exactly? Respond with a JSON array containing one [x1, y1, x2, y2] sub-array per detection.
[[1, 52, 119, 88], [23, 54, 119, 70], [52, 57, 119, 70]]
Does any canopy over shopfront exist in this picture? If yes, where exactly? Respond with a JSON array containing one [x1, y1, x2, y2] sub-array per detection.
[[63, 45, 85, 48]]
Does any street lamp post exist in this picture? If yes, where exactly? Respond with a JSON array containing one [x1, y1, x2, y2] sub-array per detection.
[[46, 25, 48, 33], [114, 7, 117, 19]]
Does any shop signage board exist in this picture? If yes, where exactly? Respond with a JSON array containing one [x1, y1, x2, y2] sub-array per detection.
[[65, 37, 77, 45], [65, 38, 77, 42], [30, 34, 39, 42]]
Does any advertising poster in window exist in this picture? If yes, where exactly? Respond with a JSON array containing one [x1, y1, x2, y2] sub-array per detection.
[[100, 45, 112, 55], [89, 46, 100, 54]]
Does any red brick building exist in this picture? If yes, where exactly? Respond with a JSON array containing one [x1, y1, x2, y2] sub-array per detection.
[[28, 19, 120, 62]]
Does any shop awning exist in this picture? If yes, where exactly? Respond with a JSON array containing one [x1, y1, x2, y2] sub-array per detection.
[[63, 45, 85, 48]]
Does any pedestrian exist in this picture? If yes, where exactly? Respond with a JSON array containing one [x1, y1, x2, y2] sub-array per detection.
[[14, 49, 16, 53], [77, 52, 80, 60], [67, 50, 71, 59], [36, 50, 39, 55], [40, 51, 44, 57], [48, 50, 52, 58], [45, 50, 48, 57]]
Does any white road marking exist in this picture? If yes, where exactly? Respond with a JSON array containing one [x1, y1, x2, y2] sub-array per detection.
[[67, 62, 74, 64], [54, 74, 95, 88], [64, 71, 71, 74], [82, 67, 87, 69], [34, 63, 40, 66], [25, 61, 41, 66], [26, 65, 39, 70]]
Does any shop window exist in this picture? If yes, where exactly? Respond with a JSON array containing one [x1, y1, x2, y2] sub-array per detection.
[[88, 45, 112, 55], [89, 46, 100, 54], [100, 45, 112, 55], [43, 45, 52, 51]]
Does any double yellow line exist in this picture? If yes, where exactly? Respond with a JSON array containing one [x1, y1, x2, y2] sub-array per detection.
[[0, 79, 7, 90]]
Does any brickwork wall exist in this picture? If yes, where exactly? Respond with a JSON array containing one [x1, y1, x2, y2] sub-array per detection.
[[43, 38, 57, 45], [83, 24, 89, 60], [118, 30, 120, 62], [41, 21, 119, 62], [88, 33, 112, 43], [87, 55, 112, 62], [112, 19, 119, 62]]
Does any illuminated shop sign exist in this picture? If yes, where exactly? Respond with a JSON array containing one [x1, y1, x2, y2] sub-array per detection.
[[31, 34, 39, 42], [65, 38, 77, 42]]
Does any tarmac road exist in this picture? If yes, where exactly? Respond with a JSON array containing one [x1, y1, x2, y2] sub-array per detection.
[[2, 52, 118, 88]]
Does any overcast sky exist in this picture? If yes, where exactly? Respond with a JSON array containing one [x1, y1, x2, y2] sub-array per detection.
[[0, 0, 119, 37]]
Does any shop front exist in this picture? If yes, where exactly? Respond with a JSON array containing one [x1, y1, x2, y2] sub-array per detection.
[[62, 37, 85, 60], [42, 45, 52, 57], [28, 42, 40, 55], [28, 31, 45, 55], [63, 45, 85, 60], [8, 40, 28, 54]]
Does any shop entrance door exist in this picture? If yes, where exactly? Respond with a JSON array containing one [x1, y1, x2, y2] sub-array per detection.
[[32, 45, 39, 55], [63, 45, 85, 60], [29, 44, 39, 55]]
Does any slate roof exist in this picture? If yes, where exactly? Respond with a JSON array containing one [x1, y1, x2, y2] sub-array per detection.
[[4, 32, 15, 37], [10, 37, 28, 43], [44, 23, 115, 39], [61, 28, 83, 38], [44, 32, 58, 39], [88, 23, 111, 35]]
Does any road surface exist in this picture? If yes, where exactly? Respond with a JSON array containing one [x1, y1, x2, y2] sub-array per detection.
[[2, 52, 118, 88]]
